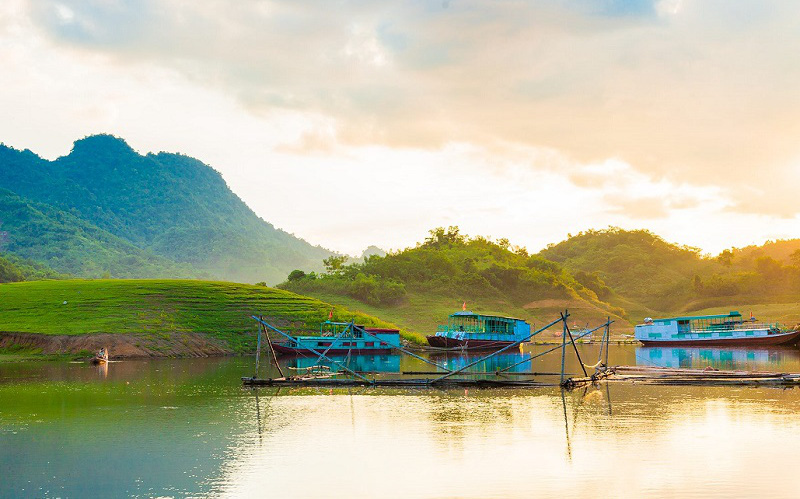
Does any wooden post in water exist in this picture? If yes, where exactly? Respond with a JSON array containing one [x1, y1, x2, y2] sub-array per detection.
[[604, 316, 611, 366], [565, 322, 588, 378], [560, 311, 568, 385], [254, 316, 263, 378], [262, 317, 285, 378]]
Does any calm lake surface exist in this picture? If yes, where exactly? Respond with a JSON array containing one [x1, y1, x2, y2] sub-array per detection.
[[3, 344, 800, 498]]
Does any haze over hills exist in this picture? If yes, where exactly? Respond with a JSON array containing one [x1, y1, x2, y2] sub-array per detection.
[[0, 134, 333, 283]]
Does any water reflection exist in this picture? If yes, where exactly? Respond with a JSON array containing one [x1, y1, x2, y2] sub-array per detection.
[[6, 352, 800, 497], [636, 346, 800, 370], [431, 351, 532, 374], [285, 353, 401, 373]]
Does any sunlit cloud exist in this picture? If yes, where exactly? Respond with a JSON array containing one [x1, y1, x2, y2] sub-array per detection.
[[1, 0, 799, 256]]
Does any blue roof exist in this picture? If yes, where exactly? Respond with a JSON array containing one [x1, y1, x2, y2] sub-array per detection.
[[450, 311, 526, 322], [653, 311, 742, 322]]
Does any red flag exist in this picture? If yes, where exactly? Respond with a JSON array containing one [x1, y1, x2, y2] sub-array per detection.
[[462, 301, 466, 311]]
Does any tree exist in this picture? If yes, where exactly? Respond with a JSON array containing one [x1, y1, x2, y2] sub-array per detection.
[[717, 249, 734, 267], [287, 269, 307, 281], [323, 255, 348, 274], [424, 226, 465, 247], [693, 274, 704, 293], [791, 249, 800, 268]]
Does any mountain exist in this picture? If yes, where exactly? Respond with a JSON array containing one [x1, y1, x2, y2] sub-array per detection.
[[0, 188, 199, 278], [0, 135, 333, 283]]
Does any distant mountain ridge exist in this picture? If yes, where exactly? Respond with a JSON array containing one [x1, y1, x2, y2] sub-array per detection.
[[0, 134, 332, 283]]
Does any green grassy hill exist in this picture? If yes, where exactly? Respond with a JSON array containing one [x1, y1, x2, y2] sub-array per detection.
[[0, 279, 414, 357], [279, 227, 627, 336]]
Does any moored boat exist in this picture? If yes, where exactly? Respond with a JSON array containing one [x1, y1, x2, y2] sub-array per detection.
[[634, 311, 800, 346], [90, 347, 109, 365], [426, 311, 531, 350], [270, 321, 401, 356]]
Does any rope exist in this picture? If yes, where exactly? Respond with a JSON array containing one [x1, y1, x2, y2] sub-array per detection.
[[583, 360, 603, 370]]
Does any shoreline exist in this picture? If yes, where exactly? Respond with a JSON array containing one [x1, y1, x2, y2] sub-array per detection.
[[0, 331, 232, 362]]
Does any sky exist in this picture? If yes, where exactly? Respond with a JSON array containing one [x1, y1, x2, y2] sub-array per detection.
[[1, 0, 799, 256]]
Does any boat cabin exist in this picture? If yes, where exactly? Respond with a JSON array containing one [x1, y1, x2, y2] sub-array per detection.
[[435, 311, 531, 342], [635, 311, 781, 343]]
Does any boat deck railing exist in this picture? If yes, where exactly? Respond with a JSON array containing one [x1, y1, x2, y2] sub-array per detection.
[[436, 325, 515, 334], [688, 322, 781, 333]]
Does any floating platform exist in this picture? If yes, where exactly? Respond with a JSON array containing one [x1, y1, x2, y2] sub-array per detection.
[[241, 375, 555, 388], [563, 365, 800, 388], [244, 365, 800, 390]]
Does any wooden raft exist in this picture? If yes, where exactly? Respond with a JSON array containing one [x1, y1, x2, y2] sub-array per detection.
[[241, 376, 555, 388], [564, 365, 800, 388]]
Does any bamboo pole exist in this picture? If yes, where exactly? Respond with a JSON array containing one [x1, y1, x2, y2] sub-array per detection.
[[560, 311, 568, 385], [254, 317, 263, 378], [604, 316, 610, 366], [261, 317, 284, 378], [565, 319, 588, 378]]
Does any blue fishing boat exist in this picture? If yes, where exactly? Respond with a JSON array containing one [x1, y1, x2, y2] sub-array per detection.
[[634, 311, 800, 346], [271, 321, 401, 356], [427, 311, 531, 350]]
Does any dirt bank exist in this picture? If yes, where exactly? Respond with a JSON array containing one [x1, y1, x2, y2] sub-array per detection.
[[0, 331, 232, 358]]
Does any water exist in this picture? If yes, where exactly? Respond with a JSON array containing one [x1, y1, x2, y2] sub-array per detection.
[[2, 345, 800, 498]]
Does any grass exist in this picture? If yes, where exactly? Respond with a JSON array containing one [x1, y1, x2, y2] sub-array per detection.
[[0, 279, 407, 352]]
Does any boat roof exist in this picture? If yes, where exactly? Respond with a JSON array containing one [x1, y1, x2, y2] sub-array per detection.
[[651, 311, 743, 322], [449, 311, 526, 322]]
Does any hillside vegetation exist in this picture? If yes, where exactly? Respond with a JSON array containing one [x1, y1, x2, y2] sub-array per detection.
[[539, 228, 800, 316], [0, 135, 332, 283], [0, 253, 65, 283], [0, 189, 201, 278], [280, 227, 626, 334], [0, 279, 413, 355]]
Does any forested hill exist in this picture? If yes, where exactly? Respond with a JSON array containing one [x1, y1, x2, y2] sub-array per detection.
[[278, 227, 800, 332], [0, 135, 332, 283], [279, 227, 626, 333], [539, 228, 800, 316]]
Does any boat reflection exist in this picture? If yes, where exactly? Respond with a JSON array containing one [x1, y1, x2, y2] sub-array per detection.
[[636, 345, 800, 370], [430, 351, 532, 373], [284, 354, 401, 373]]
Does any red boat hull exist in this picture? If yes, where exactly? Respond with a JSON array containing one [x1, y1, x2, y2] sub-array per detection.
[[639, 329, 800, 347], [426, 336, 517, 350]]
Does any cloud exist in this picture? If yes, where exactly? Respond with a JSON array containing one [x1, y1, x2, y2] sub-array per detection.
[[21, 2, 800, 181], [7, 0, 800, 231]]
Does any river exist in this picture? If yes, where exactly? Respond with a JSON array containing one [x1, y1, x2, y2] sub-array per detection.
[[2, 344, 800, 498]]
